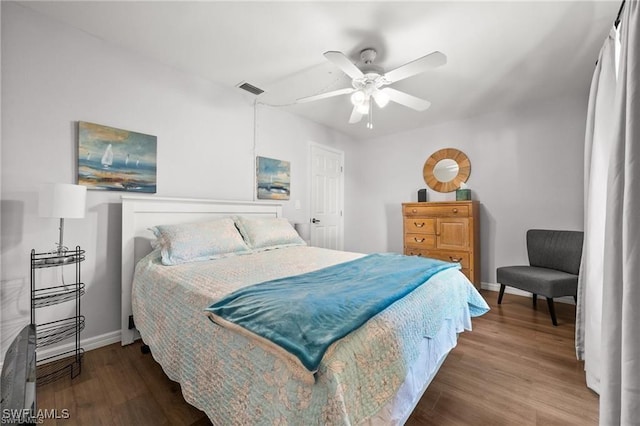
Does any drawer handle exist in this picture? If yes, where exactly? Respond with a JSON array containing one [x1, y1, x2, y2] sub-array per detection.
[[412, 209, 417, 213], [452, 208, 458, 213], [449, 256, 463, 263], [409, 252, 422, 257], [414, 237, 425, 243], [413, 222, 425, 228]]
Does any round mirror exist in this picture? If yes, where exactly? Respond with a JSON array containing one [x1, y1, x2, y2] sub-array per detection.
[[423, 148, 471, 192], [433, 159, 459, 182]]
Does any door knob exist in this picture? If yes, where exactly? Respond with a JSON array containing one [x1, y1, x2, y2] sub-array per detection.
[[312, 218, 321, 224]]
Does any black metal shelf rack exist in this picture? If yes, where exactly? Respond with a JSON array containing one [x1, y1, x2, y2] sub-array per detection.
[[30, 247, 85, 385]]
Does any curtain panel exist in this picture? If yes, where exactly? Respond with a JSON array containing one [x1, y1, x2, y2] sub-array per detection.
[[578, 1, 640, 424]]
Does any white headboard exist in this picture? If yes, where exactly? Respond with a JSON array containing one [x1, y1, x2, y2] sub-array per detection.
[[120, 196, 283, 345]]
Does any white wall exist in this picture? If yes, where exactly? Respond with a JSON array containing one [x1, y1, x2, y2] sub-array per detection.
[[345, 95, 587, 284], [0, 3, 352, 357]]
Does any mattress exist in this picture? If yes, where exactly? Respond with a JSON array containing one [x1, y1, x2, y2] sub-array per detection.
[[132, 246, 487, 425]]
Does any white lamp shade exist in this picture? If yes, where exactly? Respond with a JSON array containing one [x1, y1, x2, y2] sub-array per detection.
[[39, 183, 87, 219]]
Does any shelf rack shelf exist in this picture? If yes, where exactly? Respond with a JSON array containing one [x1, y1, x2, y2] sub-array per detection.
[[30, 246, 85, 385], [31, 251, 85, 269], [36, 348, 85, 386], [35, 316, 86, 348], [32, 283, 85, 308]]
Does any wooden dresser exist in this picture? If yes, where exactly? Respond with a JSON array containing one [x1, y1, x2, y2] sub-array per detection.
[[402, 201, 480, 287]]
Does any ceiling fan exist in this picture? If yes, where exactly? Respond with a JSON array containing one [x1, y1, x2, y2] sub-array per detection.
[[297, 48, 446, 129]]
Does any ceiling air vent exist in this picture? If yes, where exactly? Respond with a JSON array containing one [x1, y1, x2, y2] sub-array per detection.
[[236, 82, 264, 96]]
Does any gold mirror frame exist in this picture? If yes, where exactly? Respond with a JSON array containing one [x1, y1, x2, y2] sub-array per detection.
[[423, 148, 471, 193]]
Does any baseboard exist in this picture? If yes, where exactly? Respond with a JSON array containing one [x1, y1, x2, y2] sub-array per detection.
[[37, 330, 121, 363], [481, 282, 575, 305]]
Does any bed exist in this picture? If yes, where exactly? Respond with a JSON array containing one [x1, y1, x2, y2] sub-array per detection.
[[120, 196, 488, 425]]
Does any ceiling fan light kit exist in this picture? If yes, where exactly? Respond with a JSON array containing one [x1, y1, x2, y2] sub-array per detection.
[[355, 98, 370, 115], [372, 89, 390, 108], [297, 48, 446, 130], [350, 90, 366, 106]]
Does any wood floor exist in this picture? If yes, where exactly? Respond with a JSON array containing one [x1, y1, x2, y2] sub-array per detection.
[[37, 290, 598, 425]]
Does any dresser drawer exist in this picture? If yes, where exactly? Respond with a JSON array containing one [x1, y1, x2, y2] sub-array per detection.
[[404, 204, 469, 218], [404, 234, 437, 249], [403, 218, 436, 234], [404, 248, 430, 257], [423, 250, 470, 269], [404, 250, 472, 281], [404, 249, 469, 268]]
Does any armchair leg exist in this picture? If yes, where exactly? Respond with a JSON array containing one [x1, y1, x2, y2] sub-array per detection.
[[532, 293, 537, 308], [498, 284, 506, 304], [546, 298, 558, 326]]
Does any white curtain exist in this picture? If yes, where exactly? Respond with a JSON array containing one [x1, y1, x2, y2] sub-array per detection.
[[576, 25, 617, 393], [577, 1, 640, 424]]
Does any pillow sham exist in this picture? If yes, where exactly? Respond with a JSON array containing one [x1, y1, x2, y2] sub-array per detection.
[[150, 217, 251, 265], [234, 216, 306, 251]]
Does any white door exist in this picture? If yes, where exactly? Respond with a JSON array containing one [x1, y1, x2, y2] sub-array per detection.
[[310, 144, 344, 250]]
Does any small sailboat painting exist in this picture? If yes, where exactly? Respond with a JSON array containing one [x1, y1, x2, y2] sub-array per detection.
[[78, 121, 157, 193], [102, 144, 114, 169], [256, 156, 290, 200]]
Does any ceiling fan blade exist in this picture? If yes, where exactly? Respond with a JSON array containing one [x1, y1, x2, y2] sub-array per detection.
[[324, 51, 364, 80], [297, 87, 354, 104], [348, 105, 364, 124], [383, 88, 431, 111], [384, 51, 447, 83]]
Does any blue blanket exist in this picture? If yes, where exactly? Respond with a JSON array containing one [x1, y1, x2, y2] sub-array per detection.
[[205, 253, 460, 372]]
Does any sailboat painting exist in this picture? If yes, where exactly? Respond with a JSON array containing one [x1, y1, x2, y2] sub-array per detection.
[[102, 144, 114, 168], [78, 121, 157, 193], [256, 156, 290, 200]]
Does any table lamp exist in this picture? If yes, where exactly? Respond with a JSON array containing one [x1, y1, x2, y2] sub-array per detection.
[[38, 183, 86, 253]]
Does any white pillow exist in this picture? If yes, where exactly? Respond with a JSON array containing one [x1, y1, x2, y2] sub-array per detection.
[[150, 217, 251, 265], [234, 216, 306, 251]]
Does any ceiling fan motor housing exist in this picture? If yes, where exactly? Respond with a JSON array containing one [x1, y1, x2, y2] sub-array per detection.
[[360, 48, 377, 63], [352, 75, 385, 92], [358, 48, 385, 80]]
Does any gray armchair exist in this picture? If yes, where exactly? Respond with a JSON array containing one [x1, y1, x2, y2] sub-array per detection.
[[496, 229, 584, 326]]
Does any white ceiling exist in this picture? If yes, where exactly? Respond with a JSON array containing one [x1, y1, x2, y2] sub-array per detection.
[[22, 1, 619, 140]]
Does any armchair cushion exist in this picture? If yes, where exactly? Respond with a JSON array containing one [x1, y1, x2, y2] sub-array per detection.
[[496, 265, 579, 298]]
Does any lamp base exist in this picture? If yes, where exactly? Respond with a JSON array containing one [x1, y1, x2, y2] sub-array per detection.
[[54, 218, 68, 254]]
